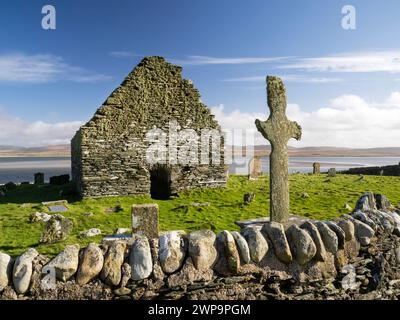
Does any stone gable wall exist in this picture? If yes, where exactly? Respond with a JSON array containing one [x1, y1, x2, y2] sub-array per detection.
[[71, 56, 226, 198]]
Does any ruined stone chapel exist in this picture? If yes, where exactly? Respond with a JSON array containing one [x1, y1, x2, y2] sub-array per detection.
[[71, 56, 227, 198]]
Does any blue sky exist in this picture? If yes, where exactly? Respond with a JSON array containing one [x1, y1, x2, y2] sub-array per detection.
[[1, 0, 400, 147]]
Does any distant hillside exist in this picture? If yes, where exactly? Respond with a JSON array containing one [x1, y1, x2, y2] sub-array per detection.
[[227, 145, 400, 157], [0, 145, 70, 157], [1, 144, 400, 158]]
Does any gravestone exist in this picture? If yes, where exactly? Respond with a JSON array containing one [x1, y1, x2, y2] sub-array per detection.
[[131, 204, 159, 239], [4, 182, 17, 191], [255, 76, 302, 223], [42, 200, 69, 213], [313, 162, 320, 175], [34, 173, 44, 185], [248, 156, 262, 180], [49, 174, 70, 185], [328, 168, 336, 177], [244, 192, 256, 204], [48, 205, 69, 213]]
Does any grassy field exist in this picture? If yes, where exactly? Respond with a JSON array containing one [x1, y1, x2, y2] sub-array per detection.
[[1, 174, 399, 257]]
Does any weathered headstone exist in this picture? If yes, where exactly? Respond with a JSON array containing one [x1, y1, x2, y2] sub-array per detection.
[[34, 172, 44, 185], [328, 168, 336, 177], [49, 174, 70, 185], [255, 76, 302, 223], [42, 200, 69, 213], [48, 205, 69, 213], [313, 162, 320, 175], [248, 156, 262, 180], [244, 192, 256, 204], [4, 182, 17, 191], [132, 204, 159, 239]]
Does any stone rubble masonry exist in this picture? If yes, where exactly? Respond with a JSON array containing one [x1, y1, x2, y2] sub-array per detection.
[[71, 56, 227, 198], [1, 192, 400, 300]]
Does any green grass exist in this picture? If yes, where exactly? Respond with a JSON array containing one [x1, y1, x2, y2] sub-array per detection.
[[1, 174, 399, 257]]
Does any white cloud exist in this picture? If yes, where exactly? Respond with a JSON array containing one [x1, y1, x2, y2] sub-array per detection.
[[211, 104, 267, 146], [280, 50, 400, 73], [384, 92, 400, 107], [172, 55, 289, 66], [222, 75, 342, 83], [0, 111, 82, 146], [0, 53, 110, 83], [211, 92, 400, 148], [329, 95, 369, 110]]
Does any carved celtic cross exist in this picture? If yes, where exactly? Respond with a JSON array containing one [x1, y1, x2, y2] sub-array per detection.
[[255, 76, 302, 223]]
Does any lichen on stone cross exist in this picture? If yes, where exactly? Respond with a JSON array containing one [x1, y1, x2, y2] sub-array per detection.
[[255, 76, 302, 223]]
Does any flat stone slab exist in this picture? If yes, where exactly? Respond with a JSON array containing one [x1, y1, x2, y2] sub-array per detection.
[[236, 215, 310, 229], [102, 235, 136, 247], [48, 205, 69, 213], [42, 200, 69, 212], [235, 218, 270, 229], [102, 234, 133, 241], [42, 200, 68, 206]]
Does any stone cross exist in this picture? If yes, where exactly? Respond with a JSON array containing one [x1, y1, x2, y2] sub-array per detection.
[[255, 76, 302, 223]]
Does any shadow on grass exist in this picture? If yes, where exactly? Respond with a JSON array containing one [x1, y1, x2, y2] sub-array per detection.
[[0, 182, 81, 204]]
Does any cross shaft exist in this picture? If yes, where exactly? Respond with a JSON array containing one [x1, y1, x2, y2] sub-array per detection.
[[255, 76, 302, 223]]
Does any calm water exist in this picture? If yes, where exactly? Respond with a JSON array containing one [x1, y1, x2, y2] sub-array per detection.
[[0, 156, 399, 184], [229, 156, 400, 174], [0, 157, 70, 184]]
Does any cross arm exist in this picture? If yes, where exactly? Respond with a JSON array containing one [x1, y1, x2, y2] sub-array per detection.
[[255, 118, 273, 141], [289, 120, 302, 141]]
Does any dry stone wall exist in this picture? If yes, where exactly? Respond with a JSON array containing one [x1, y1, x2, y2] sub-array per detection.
[[341, 164, 400, 176], [1, 192, 400, 300], [71, 56, 226, 198]]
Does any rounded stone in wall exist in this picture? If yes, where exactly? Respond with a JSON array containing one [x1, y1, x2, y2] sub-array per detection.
[[188, 230, 217, 271], [241, 227, 268, 263], [76, 243, 104, 285], [159, 231, 187, 274], [129, 236, 153, 280]]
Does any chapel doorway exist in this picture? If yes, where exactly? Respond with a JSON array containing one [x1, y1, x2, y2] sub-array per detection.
[[150, 164, 171, 200]]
